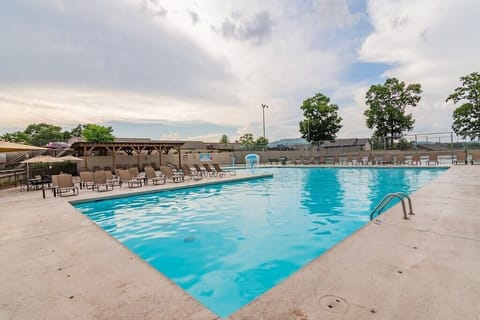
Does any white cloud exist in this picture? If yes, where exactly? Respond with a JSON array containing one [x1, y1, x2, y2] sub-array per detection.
[[0, 0, 363, 141], [8, 0, 475, 142], [359, 0, 480, 134]]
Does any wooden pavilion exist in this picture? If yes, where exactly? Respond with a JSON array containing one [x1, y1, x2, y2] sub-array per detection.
[[70, 140, 185, 171]]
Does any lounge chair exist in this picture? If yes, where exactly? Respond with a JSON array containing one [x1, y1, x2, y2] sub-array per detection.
[[202, 163, 217, 176], [192, 164, 205, 176], [212, 163, 236, 176], [182, 164, 202, 181], [160, 166, 184, 183], [56, 174, 79, 197], [93, 171, 114, 192], [118, 169, 142, 188], [144, 166, 166, 185]]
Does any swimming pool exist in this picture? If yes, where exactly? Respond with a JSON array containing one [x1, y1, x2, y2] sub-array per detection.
[[74, 167, 446, 318]]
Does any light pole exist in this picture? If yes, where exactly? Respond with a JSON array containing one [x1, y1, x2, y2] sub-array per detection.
[[261, 104, 269, 138]]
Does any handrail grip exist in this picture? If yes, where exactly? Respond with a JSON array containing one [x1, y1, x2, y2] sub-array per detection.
[[395, 192, 414, 215], [370, 192, 413, 220]]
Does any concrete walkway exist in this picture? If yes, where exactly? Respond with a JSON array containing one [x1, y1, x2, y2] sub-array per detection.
[[1, 167, 479, 320]]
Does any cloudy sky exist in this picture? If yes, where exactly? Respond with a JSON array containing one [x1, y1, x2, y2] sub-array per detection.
[[0, 0, 479, 142]]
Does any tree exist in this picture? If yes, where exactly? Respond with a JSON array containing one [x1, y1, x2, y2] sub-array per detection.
[[24, 123, 67, 146], [81, 124, 115, 142], [0, 131, 31, 144], [299, 93, 342, 143], [219, 134, 229, 144], [446, 72, 480, 140], [255, 136, 269, 146], [239, 133, 254, 148], [364, 78, 422, 149], [70, 124, 84, 137]]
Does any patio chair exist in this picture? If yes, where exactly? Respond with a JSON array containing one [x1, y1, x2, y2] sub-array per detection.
[[181, 164, 203, 181], [412, 154, 421, 165], [93, 171, 113, 192], [117, 169, 142, 188], [212, 163, 236, 176], [383, 154, 392, 165], [454, 151, 467, 165], [393, 154, 405, 165], [144, 166, 166, 185], [129, 167, 140, 178], [427, 154, 439, 165], [160, 166, 184, 183], [105, 170, 120, 187], [471, 152, 480, 165], [56, 174, 79, 197], [373, 155, 384, 165], [324, 156, 336, 165], [79, 171, 95, 189]]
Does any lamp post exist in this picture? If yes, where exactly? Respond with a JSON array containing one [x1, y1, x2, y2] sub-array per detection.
[[261, 104, 269, 138]]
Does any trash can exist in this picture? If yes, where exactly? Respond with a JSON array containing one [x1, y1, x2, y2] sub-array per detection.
[[279, 156, 287, 165]]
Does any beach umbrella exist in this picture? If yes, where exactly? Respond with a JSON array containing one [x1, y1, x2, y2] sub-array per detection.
[[59, 155, 83, 162], [21, 155, 63, 177], [0, 141, 47, 152], [21, 155, 63, 164]]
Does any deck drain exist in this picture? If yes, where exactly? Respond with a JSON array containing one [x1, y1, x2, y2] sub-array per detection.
[[319, 295, 349, 313]]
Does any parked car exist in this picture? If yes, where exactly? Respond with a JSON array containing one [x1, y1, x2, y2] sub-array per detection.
[[46, 142, 71, 149]]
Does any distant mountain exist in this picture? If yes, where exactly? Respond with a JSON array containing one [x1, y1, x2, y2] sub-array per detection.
[[268, 138, 309, 147]]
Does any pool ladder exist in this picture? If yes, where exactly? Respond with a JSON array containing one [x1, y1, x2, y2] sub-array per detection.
[[370, 192, 414, 220]]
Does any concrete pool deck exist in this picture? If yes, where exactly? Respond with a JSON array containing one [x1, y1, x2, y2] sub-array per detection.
[[1, 166, 479, 319]]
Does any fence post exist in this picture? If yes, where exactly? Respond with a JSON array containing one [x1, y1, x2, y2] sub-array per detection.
[[450, 132, 454, 164]]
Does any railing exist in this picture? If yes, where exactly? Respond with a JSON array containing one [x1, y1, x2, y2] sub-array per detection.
[[0, 168, 28, 189], [370, 192, 414, 220]]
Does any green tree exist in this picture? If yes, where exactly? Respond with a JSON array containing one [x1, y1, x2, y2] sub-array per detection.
[[446, 72, 480, 140], [24, 123, 67, 146], [364, 78, 422, 149], [81, 124, 115, 142], [255, 136, 269, 146], [70, 124, 84, 137], [299, 93, 343, 143], [219, 134, 229, 144], [0, 131, 31, 144], [239, 133, 254, 149]]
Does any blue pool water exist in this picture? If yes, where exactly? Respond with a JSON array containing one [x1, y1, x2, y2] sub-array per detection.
[[74, 167, 446, 318]]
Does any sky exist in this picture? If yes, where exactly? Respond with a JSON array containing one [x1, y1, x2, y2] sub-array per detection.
[[0, 0, 479, 142]]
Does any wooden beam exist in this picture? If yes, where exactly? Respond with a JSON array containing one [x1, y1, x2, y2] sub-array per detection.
[[83, 145, 88, 171], [177, 146, 182, 168]]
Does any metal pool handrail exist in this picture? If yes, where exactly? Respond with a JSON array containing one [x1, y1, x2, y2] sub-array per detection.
[[370, 192, 414, 220]]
